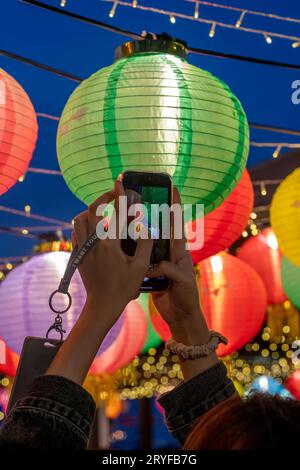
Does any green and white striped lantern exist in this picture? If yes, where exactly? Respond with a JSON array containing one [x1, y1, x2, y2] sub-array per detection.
[[57, 39, 249, 215]]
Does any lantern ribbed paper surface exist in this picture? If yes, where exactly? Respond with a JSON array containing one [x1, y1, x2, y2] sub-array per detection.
[[199, 253, 267, 355], [0, 252, 123, 354], [0, 68, 38, 195], [281, 257, 300, 309], [57, 40, 249, 215], [187, 169, 253, 263], [237, 228, 286, 305], [270, 168, 300, 267]]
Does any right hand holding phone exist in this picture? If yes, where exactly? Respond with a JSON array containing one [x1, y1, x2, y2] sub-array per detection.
[[148, 188, 210, 346]]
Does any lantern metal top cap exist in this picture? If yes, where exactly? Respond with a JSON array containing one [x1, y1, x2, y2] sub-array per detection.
[[115, 36, 187, 61]]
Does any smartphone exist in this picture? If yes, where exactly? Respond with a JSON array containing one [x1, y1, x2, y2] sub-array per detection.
[[121, 171, 172, 292]]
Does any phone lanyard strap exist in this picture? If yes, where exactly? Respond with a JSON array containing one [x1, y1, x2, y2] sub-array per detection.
[[47, 231, 99, 339]]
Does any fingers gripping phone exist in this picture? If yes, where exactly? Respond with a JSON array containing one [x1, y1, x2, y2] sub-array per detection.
[[121, 171, 172, 292]]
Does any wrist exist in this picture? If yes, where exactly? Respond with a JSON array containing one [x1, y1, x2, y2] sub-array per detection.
[[83, 296, 125, 331], [168, 310, 210, 346]]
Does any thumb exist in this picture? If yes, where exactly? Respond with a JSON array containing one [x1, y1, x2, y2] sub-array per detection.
[[147, 260, 185, 283]]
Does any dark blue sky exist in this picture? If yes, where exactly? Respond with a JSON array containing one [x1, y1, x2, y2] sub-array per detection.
[[1, 0, 300, 259]]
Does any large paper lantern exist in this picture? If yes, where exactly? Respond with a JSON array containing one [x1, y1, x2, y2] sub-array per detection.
[[237, 228, 286, 305], [0, 68, 38, 195], [270, 168, 300, 267], [187, 169, 254, 263], [57, 38, 249, 215], [200, 253, 267, 355], [281, 257, 300, 309], [91, 299, 147, 375], [285, 370, 300, 400], [0, 252, 123, 354], [149, 252, 267, 356]]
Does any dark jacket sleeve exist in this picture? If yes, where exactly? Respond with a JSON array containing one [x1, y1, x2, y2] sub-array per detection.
[[158, 362, 236, 445], [0, 375, 96, 450]]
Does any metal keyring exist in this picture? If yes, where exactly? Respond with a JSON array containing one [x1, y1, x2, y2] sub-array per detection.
[[49, 290, 72, 314], [46, 324, 64, 343]]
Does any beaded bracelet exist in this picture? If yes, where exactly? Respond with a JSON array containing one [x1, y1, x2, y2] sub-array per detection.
[[165, 331, 228, 359]]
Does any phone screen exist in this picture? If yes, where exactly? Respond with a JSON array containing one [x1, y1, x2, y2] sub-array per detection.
[[122, 172, 172, 291]]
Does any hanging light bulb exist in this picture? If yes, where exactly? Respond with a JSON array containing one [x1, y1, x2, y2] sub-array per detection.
[[236, 11, 246, 28], [264, 34, 273, 44], [60, 0, 66, 6], [209, 22, 216, 38], [260, 182, 267, 196], [292, 41, 300, 48], [194, 1, 199, 19], [132, 0, 137, 7], [170, 15, 176, 24], [109, 0, 118, 18], [272, 144, 282, 159], [24, 204, 31, 214]]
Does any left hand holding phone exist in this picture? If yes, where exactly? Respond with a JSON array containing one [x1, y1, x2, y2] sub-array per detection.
[[46, 181, 153, 385]]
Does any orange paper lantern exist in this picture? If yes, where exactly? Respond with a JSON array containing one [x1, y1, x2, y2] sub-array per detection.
[[0, 69, 38, 195], [237, 227, 286, 305], [187, 170, 254, 263], [149, 252, 267, 356]]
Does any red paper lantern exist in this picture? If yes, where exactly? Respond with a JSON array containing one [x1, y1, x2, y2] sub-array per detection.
[[149, 252, 267, 356], [90, 300, 147, 375], [285, 370, 300, 400], [237, 227, 286, 305], [0, 69, 38, 195], [187, 170, 254, 263], [0, 338, 18, 377], [199, 253, 267, 355]]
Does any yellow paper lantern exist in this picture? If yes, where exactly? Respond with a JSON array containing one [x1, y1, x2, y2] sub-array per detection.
[[270, 168, 300, 267]]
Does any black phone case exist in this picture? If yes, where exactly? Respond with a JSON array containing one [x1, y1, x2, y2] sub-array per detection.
[[7, 336, 62, 413]]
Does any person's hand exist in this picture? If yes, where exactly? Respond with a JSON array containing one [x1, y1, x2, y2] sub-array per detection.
[[148, 188, 211, 348], [148, 188, 201, 325], [148, 188, 218, 379], [73, 180, 153, 329], [47, 181, 153, 385]]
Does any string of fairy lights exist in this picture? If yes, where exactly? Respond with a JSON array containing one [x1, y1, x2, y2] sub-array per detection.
[[98, 0, 300, 48], [56, 0, 300, 47]]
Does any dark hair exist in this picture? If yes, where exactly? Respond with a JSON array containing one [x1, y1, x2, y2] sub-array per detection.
[[184, 394, 300, 450]]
